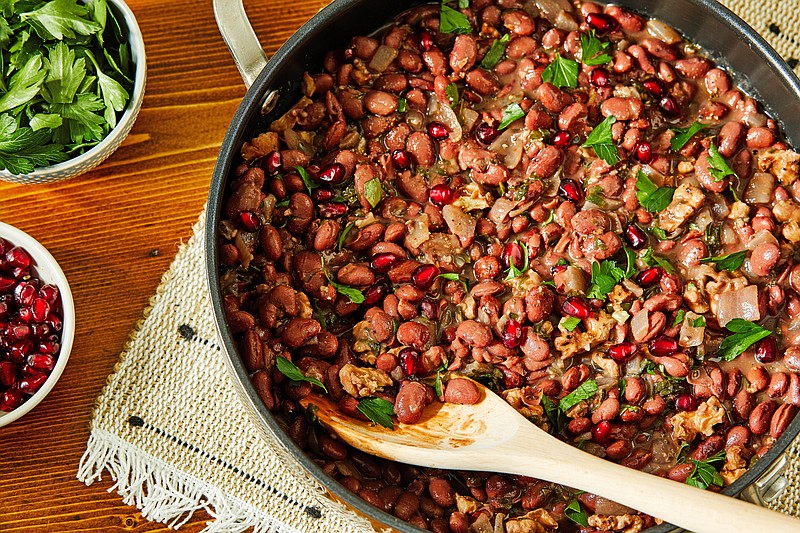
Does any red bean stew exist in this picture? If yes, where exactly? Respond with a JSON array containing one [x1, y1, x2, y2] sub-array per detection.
[[217, 1, 800, 531]]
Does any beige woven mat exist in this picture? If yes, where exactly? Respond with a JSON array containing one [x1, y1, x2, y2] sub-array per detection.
[[78, 2, 800, 531]]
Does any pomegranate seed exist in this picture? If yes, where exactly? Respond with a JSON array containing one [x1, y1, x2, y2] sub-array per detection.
[[562, 296, 591, 319], [261, 151, 282, 174], [318, 202, 348, 218], [312, 188, 335, 202], [623, 224, 648, 250], [427, 121, 449, 140], [552, 130, 572, 149], [9, 339, 33, 362], [586, 12, 619, 35], [659, 95, 681, 119], [30, 298, 50, 323], [28, 354, 55, 373], [362, 284, 388, 306], [592, 420, 613, 444], [17, 307, 32, 323], [648, 335, 679, 357], [0, 360, 15, 386], [11, 266, 29, 280], [31, 323, 50, 340], [370, 253, 398, 274], [237, 210, 261, 232], [9, 323, 30, 340], [399, 347, 420, 376], [558, 179, 584, 203], [755, 336, 778, 364], [551, 264, 567, 275], [391, 149, 412, 170], [412, 264, 440, 290], [502, 319, 524, 349], [0, 389, 22, 412], [39, 285, 59, 305], [607, 342, 638, 363], [429, 183, 455, 206], [18, 372, 47, 395], [0, 276, 14, 293], [418, 29, 434, 52], [633, 141, 652, 164], [341, 46, 355, 62], [6, 247, 32, 269], [475, 123, 500, 145], [317, 162, 346, 184], [14, 282, 37, 306], [38, 340, 60, 355], [501, 242, 525, 270], [590, 67, 611, 87], [642, 78, 665, 97], [47, 314, 62, 332], [501, 366, 523, 388], [636, 266, 663, 288], [674, 393, 698, 412], [420, 299, 437, 319]]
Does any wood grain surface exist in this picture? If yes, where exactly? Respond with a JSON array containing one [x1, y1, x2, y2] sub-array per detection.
[[0, 0, 327, 530]]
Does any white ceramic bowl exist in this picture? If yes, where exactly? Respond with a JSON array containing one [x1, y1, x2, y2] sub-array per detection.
[[0, 0, 147, 185], [0, 222, 75, 427]]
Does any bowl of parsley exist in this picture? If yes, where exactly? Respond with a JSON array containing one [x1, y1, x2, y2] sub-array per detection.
[[0, 0, 145, 184]]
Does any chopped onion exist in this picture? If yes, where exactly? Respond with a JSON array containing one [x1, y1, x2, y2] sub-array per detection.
[[645, 19, 682, 45], [612, 310, 630, 325], [489, 127, 525, 170], [427, 94, 463, 142], [406, 214, 431, 248], [488, 197, 518, 225], [744, 172, 775, 204], [554, 9, 578, 31], [679, 311, 706, 347], [631, 310, 650, 342], [442, 204, 477, 246], [368, 45, 397, 72], [746, 229, 779, 250], [461, 107, 480, 134], [715, 285, 760, 326], [406, 109, 425, 130], [534, 0, 570, 21]]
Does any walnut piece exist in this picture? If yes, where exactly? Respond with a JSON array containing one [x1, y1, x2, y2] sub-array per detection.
[[757, 147, 800, 186], [668, 396, 726, 442], [240, 131, 279, 161], [555, 311, 616, 358], [505, 509, 559, 533], [721, 445, 748, 486], [658, 183, 705, 233], [338, 363, 392, 398], [588, 514, 645, 533]]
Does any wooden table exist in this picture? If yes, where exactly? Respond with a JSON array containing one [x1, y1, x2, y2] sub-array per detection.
[[0, 0, 326, 530]]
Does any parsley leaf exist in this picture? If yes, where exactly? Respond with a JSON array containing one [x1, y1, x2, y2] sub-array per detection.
[[396, 98, 406, 113], [295, 165, 318, 195], [673, 309, 686, 328], [586, 260, 624, 300], [338, 221, 355, 251], [357, 397, 395, 429], [439, 4, 471, 34], [275, 357, 328, 393], [498, 103, 525, 130], [561, 316, 581, 331], [559, 380, 598, 412], [481, 33, 510, 69], [444, 82, 459, 107], [540, 393, 566, 433], [364, 177, 383, 208], [86, 50, 128, 129], [582, 115, 619, 165], [580, 30, 612, 66], [636, 170, 675, 213], [707, 142, 736, 181], [623, 246, 637, 279], [504, 241, 529, 280], [670, 122, 705, 151], [542, 53, 579, 89], [0, 114, 67, 173], [685, 451, 726, 490], [20, 0, 102, 40], [641, 247, 675, 273], [717, 319, 771, 361], [700, 250, 746, 271], [0, 53, 45, 114], [692, 316, 706, 327], [566, 497, 589, 527]]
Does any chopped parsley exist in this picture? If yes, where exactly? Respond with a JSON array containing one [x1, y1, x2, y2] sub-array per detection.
[[275, 357, 328, 392], [357, 397, 396, 429], [542, 53, 579, 89], [498, 103, 525, 130], [641, 247, 675, 273], [565, 497, 589, 527], [295, 165, 318, 195], [445, 82, 459, 107], [561, 316, 582, 331], [670, 122, 706, 151], [685, 451, 726, 490], [480, 33, 510, 69], [700, 250, 746, 271], [364, 177, 383, 208], [580, 30, 612, 66], [636, 170, 675, 213], [673, 309, 686, 328], [337, 221, 355, 251], [559, 380, 598, 412], [439, 4, 472, 34], [582, 115, 619, 165], [707, 142, 737, 181], [586, 259, 625, 300], [717, 319, 771, 361], [322, 257, 365, 304]]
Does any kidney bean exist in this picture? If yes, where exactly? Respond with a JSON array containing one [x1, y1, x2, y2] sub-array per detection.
[[747, 366, 769, 393], [466, 67, 502, 95], [319, 434, 348, 461], [505, 36, 536, 59], [613, 50, 633, 73], [787, 373, 800, 406], [749, 242, 780, 277], [427, 478, 455, 507], [764, 372, 788, 399], [558, 103, 588, 132], [449, 512, 469, 533], [621, 448, 653, 470], [394, 381, 428, 424], [422, 47, 448, 77], [374, 73, 408, 95], [675, 57, 711, 79], [770, 404, 797, 439], [566, 416, 591, 435], [658, 356, 689, 378], [641, 38, 678, 61], [528, 145, 564, 178], [667, 463, 694, 482], [398, 49, 423, 73], [336, 264, 375, 287], [282, 318, 321, 349], [749, 400, 777, 435], [606, 439, 632, 460], [472, 256, 501, 280], [734, 388, 755, 420], [226, 309, 255, 333], [591, 398, 620, 424], [449, 35, 478, 75], [695, 151, 729, 192], [691, 435, 724, 461], [628, 45, 655, 74], [562, 364, 590, 392], [364, 90, 398, 116], [537, 83, 573, 113], [642, 395, 666, 416], [313, 220, 339, 251], [444, 378, 481, 405], [456, 320, 493, 348], [624, 377, 645, 404], [396, 321, 430, 350], [746, 126, 775, 149], [605, 5, 644, 31], [644, 293, 682, 313], [705, 68, 731, 96], [252, 370, 276, 410], [715, 121, 743, 158]]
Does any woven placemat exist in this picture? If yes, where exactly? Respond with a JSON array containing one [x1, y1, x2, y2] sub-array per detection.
[[78, 2, 800, 531]]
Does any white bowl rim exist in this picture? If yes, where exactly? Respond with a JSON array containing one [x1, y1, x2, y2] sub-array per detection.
[[0, 222, 76, 427], [0, 0, 147, 180]]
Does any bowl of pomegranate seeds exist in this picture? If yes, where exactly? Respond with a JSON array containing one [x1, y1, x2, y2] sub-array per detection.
[[0, 222, 74, 427]]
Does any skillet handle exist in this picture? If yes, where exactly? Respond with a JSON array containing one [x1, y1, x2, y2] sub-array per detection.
[[213, 0, 268, 88]]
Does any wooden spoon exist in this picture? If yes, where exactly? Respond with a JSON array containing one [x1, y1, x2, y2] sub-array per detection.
[[301, 382, 799, 533]]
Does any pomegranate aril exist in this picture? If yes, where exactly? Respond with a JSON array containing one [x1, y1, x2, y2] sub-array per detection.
[[237, 210, 261, 232], [11, 266, 29, 280], [17, 307, 32, 323], [592, 420, 613, 444], [14, 282, 36, 306], [674, 393, 698, 412], [418, 29, 434, 51], [261, 151, 283, 174], [623, 224, 648, 250], [429, 183, 455, 206], [755, 336, 778, 364], [9, 339, 33, 362], [6, 247, 32, 269], [559, 179, 584, 203], [562, 296, 591, 319], [47, 314, 62, 332], [427, 121, 449, 140], [37, 340, 60, 355], [362, 284, 388, 306], [28, 354, 55, 373], [633, 141, 652, 164], [607, 341, 638, 363], [38, 284, 59, 305], [317, 162, 346, 184], [590, 67, 611, 88], [31, 323, 50, 340], [552, 130, 572, 148], [18, 372, 47, 395], [370, 253, 398, 274], [551, 264, 567, 275], [501, 242, 525, 270], [475, 122, 500, 145], [412, 264, 440, 290], [9, 323, 30, 340], [659, 95, 681, 119], [502, 319, 524, 349], [636, 266, 663, 288], [30, 298, 50, 323], [0, 276, 14, 293], [391, 149, 412, 170], [0, 360, 15, 386], [318, 202, 348, 218], [0, 389, 22, 412], [648, 335, 679, 357], [586, 12, 619, 35], [399, 347, 420, 376], [642, 78, 665, 97], [312, 188, 335, 202]]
